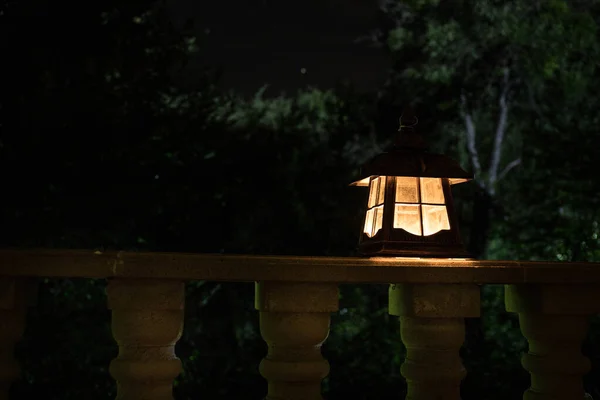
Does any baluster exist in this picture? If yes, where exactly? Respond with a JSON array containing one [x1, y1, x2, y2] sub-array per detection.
[[107, 279, 184, 400], [255, 281, 339, 400], [505, 284, 600, 400], [0, 278, 36, 400], [389, 283, 480, 400]]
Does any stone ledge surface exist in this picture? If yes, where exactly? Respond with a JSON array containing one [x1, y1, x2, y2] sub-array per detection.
[[1, 249, 600, 284]]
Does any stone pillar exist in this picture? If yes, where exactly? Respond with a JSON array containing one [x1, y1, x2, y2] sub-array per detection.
[[389, 283, 480, 400], [255, 281, 339, 400], [505, 284, 600, 400], [0, 278, 36, 400], [107, 279, 185, 400]]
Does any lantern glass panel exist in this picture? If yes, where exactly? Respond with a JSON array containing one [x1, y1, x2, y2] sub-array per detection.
[[422, 205, 450, 236], [368, 179, 378, 208], [364, 177, 386, 237], [393, 204, 422, 235], [377, 177, 385, 205], [420, 178, 445, 204], [364, 208, 374, 237], [368, 176, 386, 207], [373, 205, 384, 236], [395, 177, 419, 203]]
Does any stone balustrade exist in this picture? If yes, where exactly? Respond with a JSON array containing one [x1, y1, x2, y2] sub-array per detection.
[[1, 249, 600, 400]]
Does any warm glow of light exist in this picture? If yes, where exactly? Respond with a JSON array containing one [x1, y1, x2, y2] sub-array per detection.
[[369, 257, 472, 262], [420, 178, 445, 204], [352, 177, 371, 187], [364, 176, 386, 237], [449, 178, 469, 185], [367, 176, 386, 208], [394, 204, 421, 235], [368, 180, 378, 208], [378, 177, 385, 205], [374, 205, 384, 234], [422, 205, 450, 236], [364, 208, 374, 237], [395, 177, 419, 202], [364, 205, 384, 237], [392, 177, 451, 236], [363, 176, 454, 238]]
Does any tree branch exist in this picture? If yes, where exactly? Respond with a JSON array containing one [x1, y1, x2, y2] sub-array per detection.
[[497, 158, 521, 182], [488, 67, 510, 194], [461, 94, 482, 181]]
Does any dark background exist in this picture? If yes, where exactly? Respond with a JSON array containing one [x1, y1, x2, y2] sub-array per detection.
[[2, 0, 600, 399], [167, 0, 388, 95]]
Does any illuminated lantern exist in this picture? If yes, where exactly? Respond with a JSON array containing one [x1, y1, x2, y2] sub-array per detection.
[[350, 112, 473, 258]]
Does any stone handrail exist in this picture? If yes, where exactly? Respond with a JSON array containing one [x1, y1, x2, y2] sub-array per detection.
[[1, 249, 600, 400]]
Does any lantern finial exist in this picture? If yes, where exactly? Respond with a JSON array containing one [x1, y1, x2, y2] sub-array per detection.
[[398, 108, 419, 131], [394, 106, 425, 150]]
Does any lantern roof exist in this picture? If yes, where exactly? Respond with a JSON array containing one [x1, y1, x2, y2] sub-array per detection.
[[350, 111, 473, 187]]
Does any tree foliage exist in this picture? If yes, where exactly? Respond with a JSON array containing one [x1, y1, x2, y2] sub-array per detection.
[[376, 0, 600, 262], [375, 1, 600, 397]]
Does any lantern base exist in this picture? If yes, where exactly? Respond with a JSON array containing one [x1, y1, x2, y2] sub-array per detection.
[[359, 240, 471, 259]]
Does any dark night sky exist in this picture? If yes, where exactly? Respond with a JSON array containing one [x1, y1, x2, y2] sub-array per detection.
[[167, 0, 390, 96]]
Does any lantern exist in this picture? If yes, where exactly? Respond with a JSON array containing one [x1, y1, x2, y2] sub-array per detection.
[[350, 112, 473, 258]]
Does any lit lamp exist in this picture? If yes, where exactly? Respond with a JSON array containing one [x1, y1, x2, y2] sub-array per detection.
[[350, 111, 473, 258]]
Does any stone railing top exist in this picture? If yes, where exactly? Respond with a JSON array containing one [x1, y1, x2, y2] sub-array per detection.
[[1, 249, 600, 284]]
